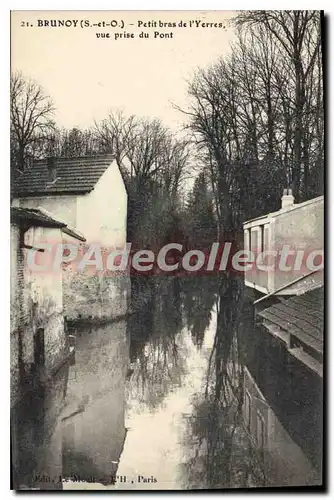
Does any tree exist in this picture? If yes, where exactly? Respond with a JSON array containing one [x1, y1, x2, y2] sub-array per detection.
[[185, 172, 216, 247], [95, 110, 190, 247], [235, 10, 323, 200], [180, 10, 323, 237], [42, 126, 101, 158], [95, 110, 190, 190], [10, 72, 55, 179]]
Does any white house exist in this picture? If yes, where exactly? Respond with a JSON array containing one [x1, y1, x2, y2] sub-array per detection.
[[12, 155, 129, 321], [243, 192, 324, 296]]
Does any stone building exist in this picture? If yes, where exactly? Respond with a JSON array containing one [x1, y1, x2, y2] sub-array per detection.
[[12, 154, 129, 321], [10, 206, 85, 489]]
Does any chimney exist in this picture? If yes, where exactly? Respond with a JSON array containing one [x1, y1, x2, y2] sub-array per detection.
[[281, 188, 294, 209], [47, 156, 57, 183]]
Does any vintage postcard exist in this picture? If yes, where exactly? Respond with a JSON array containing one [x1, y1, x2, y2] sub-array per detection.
[[10, 10, 324, 490]]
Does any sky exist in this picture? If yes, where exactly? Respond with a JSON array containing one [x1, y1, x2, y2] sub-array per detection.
[[11, 10, 236, 133]]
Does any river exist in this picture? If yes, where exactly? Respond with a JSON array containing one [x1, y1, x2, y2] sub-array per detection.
[[61, 276, 322, 490]]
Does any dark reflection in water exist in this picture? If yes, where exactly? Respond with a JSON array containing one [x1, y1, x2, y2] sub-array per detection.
[[180, 276, 254, 490], [61, 320, 129, 486], [61, 276, 322, 490], [181, 276, 219, 348], [12, 364, 68, 490], [127, 278, 185, 411], [180, 278, 322, 489]]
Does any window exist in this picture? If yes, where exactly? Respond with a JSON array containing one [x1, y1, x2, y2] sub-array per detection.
[[244, 228, 251, 251], [259, 225, 265, 253]]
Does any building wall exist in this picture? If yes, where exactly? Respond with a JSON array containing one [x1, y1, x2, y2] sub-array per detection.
[[13, 162, 129, 321], [10, 224, 22, 408], [62, 270, 128, 321], [271, 198, 324, 292], [23, 226, 67, 373], [63, 162, 129, 320], [11, 223, 68, 404], [11, 223, 70, 489], [244, 197, 324, 295], [76, 162, 127, 248], [12, 196, 78, 228]]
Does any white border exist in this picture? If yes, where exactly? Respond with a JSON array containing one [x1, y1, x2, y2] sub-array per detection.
[[2, 3, 331, 498]]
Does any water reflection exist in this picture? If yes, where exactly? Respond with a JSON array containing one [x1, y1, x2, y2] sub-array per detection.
[[181, 276, 219, 348], [61, 320, 129, 485], [241, 299, 323, 481], [181, 278, 321, 489], [12, 274, 322, 490], [11, 363, 68, 490], [181, 277, 256, 490], [109, 281, 217, 491], [242, 366, 319, 486], [59, 275, 322, 490]]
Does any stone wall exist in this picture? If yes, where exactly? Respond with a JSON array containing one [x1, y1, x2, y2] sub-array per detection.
[[62, 266, 130, 321], [10, 224, 22, 407]]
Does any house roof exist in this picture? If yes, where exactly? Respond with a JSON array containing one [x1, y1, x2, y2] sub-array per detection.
[[12, 154, 114, 196], [11, 207, 86, 242], [243, 195, 324, 227], [258, 286, 324, 359], [254, 270, 324, 305], [11, 206, 66, 228]]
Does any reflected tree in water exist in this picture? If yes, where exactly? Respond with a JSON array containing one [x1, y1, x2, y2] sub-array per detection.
[[181, 276, 219, 348], [127, 277, 186, 411], [181, 276, 265, 489]]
